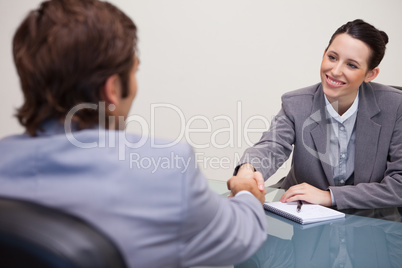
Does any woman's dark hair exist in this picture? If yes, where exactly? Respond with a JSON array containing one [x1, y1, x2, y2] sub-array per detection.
[[13, 0, 137, 136], [327, 19, 388, 70]]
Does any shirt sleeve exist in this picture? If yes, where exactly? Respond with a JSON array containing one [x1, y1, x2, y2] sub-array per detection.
[[235, 190, 254, 197]]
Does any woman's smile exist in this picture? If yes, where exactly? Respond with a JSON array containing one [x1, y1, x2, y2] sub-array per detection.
[[325, 74, 346, 88]]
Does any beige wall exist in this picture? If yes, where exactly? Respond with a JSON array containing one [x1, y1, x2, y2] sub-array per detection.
[[1, 0, 402, 183]]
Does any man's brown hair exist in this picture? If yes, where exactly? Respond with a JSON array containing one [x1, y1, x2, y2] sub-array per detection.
[[13, 0, 137, 136]]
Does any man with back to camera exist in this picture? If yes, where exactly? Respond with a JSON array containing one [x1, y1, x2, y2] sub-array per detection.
[[0, 0, 267, 267]]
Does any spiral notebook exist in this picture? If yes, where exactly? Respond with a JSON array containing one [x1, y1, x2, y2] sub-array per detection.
[[263, 201, 345, 225]]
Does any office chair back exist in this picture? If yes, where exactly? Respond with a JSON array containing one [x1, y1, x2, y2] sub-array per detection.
[[0, 197, 126, 268]]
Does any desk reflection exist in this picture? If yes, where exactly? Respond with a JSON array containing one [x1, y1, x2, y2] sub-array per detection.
[[236, 212, 402, 268], [206, 181, 402, 268]]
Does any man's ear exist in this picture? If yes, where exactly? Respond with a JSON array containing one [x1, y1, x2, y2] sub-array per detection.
[[101, 74, 121, 105], [364, 67, 380, 83]]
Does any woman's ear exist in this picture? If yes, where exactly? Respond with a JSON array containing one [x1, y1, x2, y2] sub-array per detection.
[[364, 67, 380, 83], [101, 74, 121, 105]]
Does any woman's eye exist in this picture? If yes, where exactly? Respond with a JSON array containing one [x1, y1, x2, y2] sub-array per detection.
[[348, 63, 358, 69], [328, 55, 336, 61]]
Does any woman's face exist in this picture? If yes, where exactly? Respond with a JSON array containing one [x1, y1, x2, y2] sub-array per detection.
[[320, 33, 378, 105]]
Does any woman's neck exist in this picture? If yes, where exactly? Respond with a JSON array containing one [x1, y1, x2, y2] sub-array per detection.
[[327, 92, 358, 116], [330, 101, 352, 116]]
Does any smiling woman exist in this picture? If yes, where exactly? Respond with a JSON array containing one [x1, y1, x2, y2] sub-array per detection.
[[234, 19, 402, 210], [320, 33, 379, 114], [320, 19, 387, 115]]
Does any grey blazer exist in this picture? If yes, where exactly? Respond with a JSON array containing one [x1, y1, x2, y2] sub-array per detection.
[[239, 82, 402, 209], [0, 122, 267, 268]]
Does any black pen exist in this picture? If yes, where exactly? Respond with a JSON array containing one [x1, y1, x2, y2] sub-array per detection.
[[297, 200, 303, 212]]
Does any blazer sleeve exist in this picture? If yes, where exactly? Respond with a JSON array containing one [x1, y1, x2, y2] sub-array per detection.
[[178, 145, 267, 267], [235, 106, 295, 181], [330, 98, 402, 209], [234, 85, 318, 181]]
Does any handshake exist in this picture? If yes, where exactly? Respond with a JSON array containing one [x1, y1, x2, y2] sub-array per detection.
[[227, 163, 266, 204]]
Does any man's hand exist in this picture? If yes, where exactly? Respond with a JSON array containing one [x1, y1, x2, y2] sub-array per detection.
[[236, 163, 265, 191], [227, 175, 266, 204], [280, 182, 332, 207]]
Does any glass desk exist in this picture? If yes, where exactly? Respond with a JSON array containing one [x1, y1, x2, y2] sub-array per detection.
[[205, 179, 402, 268]]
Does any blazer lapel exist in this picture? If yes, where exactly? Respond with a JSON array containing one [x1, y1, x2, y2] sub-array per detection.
[[354, 83, 381, 184], [309, 86, 334, 185]]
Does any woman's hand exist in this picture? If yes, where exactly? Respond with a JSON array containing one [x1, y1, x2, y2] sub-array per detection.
[[280, 182, 332, 207], [236, 163, 265, 191], [227, 175, 266, 204]]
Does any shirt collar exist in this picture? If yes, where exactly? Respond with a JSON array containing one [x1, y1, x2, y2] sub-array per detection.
[[37, 119, 101, 136], [324, 92, 359, 124]]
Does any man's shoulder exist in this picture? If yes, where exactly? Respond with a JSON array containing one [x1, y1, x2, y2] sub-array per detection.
[[64, 129, 193, 157], [123, 132, 193, 157]]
